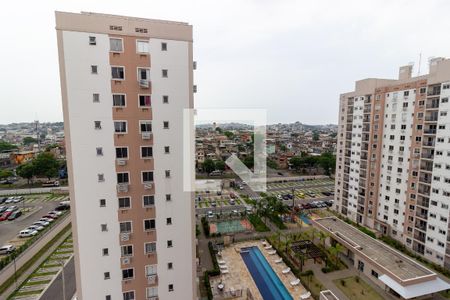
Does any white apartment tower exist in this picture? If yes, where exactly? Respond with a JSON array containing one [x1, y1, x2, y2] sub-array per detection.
[[56, 11, 196, 300], [335, 58, 450, 269]]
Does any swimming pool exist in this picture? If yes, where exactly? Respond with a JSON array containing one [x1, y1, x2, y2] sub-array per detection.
[[299, 214, 311, 225], [240, 246, 293, 300]]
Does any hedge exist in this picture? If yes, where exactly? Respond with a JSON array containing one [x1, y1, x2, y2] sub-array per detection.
[[247, 214, 270, 232]]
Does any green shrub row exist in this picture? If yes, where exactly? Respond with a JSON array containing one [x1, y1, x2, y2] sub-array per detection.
[[247, 214, 270, 232], [268, 214, 287, 230]]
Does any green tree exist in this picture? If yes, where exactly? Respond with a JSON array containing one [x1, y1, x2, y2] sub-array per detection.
[[318, 152, 336, 176], [0, 141, 17, 152], [32, 152, 60, 179], [23, 137, 38, 145], [267, 159, 278, 169], [243, 156, 254, 169], [17, 162, 35, 184], [215, 127, 222, 133], [203, 159, 216, 174], [280, 144, 287, 152], [0, 169, 13, 180], [312, 131, 320, 141], [223, 131, 234, 139], [214, 160, 225, 171]]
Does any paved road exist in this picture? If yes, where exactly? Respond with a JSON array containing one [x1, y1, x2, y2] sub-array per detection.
[[40, 256, 76, 300], [0, 201, 60, 246], [0, 187, 68, 196]]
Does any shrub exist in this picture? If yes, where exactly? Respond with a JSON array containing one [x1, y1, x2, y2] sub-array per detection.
[[247, 214, 270, 232], [201, 217, 210, 237], [268, 214, 287, 230]]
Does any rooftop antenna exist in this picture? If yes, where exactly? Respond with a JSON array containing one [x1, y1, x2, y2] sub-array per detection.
[[417, 52, 422, 76]]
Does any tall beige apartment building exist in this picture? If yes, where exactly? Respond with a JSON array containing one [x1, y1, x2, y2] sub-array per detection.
[[335, 57, 450, 269], [56, 12, 196, 300]]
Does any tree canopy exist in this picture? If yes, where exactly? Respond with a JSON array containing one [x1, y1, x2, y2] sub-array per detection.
[[0, 141, 17, 152], [23, 137, 38, 145]]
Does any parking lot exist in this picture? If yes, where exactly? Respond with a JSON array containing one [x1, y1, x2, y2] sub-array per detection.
[[0, 194, 69, 249], [195, 189, 249, 216]]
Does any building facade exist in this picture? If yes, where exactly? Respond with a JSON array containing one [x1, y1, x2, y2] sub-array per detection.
[[335, 58, 450, 268], [56, 11, 196, 300]]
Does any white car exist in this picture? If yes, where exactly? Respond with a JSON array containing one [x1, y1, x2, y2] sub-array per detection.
[[33, 221, 49, 227], [0, 244, 16, 255], [5, 197, 14, 204], [40, 217, 54, 223], [207, 211, 214, 218], [13, 196, 24, 203], [19, 229, 38, 238], [28, 225, 44, 231], [48, 210, 63, 216]]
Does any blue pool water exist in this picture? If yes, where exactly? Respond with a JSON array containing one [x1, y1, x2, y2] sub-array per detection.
[[240, 246, 293, 300], [299, 214, 311, 225]]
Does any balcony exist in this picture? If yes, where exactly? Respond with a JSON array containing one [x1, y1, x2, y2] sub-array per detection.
[[419, 174, 432, 184], [426, 101, 439, 109], [422, 140, 435, 147], [139, 79, 151, 89], [415, 211, 428, 220], [423, 129, 436, 135], [415, 222, 427, 231], [117, 183, 129, 193], [427, 87, 441, 96], [425, 114, 438, 122], [414, 232, 426, 242], [418, 184, 431, 195], [420, 162, 433, 172]]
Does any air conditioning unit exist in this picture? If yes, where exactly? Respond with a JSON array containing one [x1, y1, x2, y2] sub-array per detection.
[[147, 274, 157, 285], [142, 132, 152, 140], [147, 296, 158, 300], [122, 257, 131, 265], [139, 80, 150, 88], [120, 232, 130, 241], [117, 159, 127, 166], [117, 183, 129, 193], [144, 182, 153, 190]]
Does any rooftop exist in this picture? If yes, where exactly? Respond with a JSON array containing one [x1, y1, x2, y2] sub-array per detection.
[[313, 217, 434, 282]]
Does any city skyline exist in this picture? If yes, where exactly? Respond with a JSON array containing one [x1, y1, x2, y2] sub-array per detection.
[[2, 0, 450, 124]]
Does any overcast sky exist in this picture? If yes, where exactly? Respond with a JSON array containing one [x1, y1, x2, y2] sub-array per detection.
[[1, 0, 449, 125]]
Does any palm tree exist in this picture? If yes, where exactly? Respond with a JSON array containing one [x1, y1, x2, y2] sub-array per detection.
[[318, 231, 329, 248]]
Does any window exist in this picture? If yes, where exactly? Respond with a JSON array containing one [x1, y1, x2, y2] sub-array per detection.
[[168, 284, 174, 292], [140, 121, 152, 132], [112, 66, 125, 80], [162, 69, 168, 77], [371, 270, 379, 278], [144, 219, 156, 231], [138, 68, 150, 81], [110, 38, 123, 52], [98, 174, 105, 182], [114, 121, 127, 133], [167, 240, 173, 248], [120, 221, 132, 233], [101, 224, 108, 232], [404, 91, 409, 96], [116, 147, 128, 159], [104, 272, 110, 280], [106, 296, 111, 300], [139, 95, 151, 107], [122, 268, 134, 280], [123, 291, 135, 300], [442, 98, 449, 103], [141, 146, 153, 158], [119, 197, 131, 209], [113, 94, 126, 107], [165, 170, 171, 178], [166, 194, 171, 201], [164, 146, 170, 154], [136, 40, 149, 53], [117, 172, 129, 184], [89, 36, 96, 45], [102, 248, 109, 256], [420, 87, 426, 94], [94, 121, 102, 130], [163, 95, 169, 103], [142, 171, 153, 182], [143, 195, 155, 207], [91, 65, 98, 74], [93, 93, 100, 102], [166, 218, 172, 225], [110, 25, 123, 31], [163, 121, 169, 129], [145, 242, 156, 254], [99, 199, 106, 207], [121, 245, 133, 257], [161, 42, 167, 51], [96, 147, 103, 156], [168, 262, 173, 269]]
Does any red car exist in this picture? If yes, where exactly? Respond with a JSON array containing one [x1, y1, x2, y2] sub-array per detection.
[[0, 211, 13, 221]]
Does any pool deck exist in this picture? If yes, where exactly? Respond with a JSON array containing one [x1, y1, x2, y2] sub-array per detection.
[[210, 240, 311, 300]]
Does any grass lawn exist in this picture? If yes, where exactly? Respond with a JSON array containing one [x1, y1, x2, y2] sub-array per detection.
[[300, 274, 323, 299], [25, 280, 51, 286], [333, 276, 384, 300], [247, 214, 270, 232], [441, 289, 450, 298], [12, 290, 44, 297]]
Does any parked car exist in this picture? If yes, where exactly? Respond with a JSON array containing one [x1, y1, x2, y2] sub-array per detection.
[[0, 206, 7, 213], [207, 211, 214, 218], [13, 196, 24, 203], [229, 199, 235, 205], [40, 217, 54, 223], [42, 180, 59, 187], [0, 211, 13, 221], [48, 210, 63, 216], [19, 229, 38, 238], [6, 206, 18, 212], [43, 214, 58, 220], [8, 210, 22, 220], [325, 200, 334, 207], [33, 221, 49, 227], [0, 197, 7, 204], [55, 204, 70, 211], [28, 225, 44, 231], [210, 201, 217, 207], [216, 191, 222, 196], [5, 197, 14, 204], [0, 245, 16, 255]]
